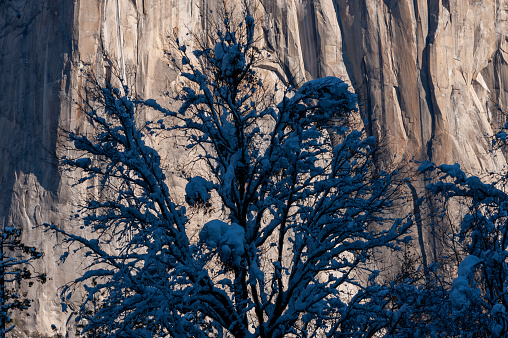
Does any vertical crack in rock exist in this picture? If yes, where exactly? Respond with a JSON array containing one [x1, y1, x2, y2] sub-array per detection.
[[297, 0, 320, 80], [115, 0, 127, 82], [421, 0, 439, 162]]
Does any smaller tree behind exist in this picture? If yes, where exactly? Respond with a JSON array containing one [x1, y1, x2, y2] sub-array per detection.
[[421, 163, 508, 337]]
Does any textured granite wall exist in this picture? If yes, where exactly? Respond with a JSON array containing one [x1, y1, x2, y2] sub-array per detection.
[[1, 0, 508, 335]]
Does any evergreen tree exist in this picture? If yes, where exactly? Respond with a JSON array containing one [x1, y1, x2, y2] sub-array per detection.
[[0, 227, 45, 336]]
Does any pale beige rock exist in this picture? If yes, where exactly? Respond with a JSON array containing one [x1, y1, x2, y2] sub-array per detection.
[[2, 0, 508, 336]]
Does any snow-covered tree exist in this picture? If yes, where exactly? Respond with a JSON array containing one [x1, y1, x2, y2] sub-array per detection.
[[0, 227, 45, 336], [50, 9, 415, 337]]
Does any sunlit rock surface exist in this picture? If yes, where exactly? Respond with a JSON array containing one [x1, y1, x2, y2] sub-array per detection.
[[1, 0, 508, 335]]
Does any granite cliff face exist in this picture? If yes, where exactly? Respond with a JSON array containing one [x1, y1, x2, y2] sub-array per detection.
[[2, 0, 508, 335], [264, 0, 508, 170]]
